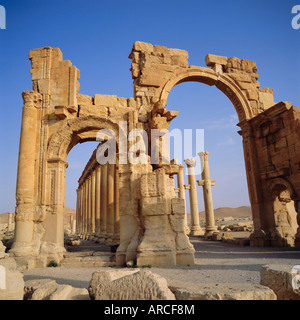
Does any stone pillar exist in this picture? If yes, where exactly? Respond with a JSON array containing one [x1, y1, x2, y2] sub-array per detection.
[[100, 164, 108, 240], [177, 164, 189, 234], [11, 91, 41, 256], [238, 120, 266, 246], [76, 188, 80, 234], [71, 219, 76, 235], [197, 152, 217, 236], [83, 179, 88, 235], [95, 166, 101, 237], [91, 169, 96, 235], [78, 185, 83, 235], [86, 175, 91, 236], [114, 165, 120, 243], [184, 158, 204, 236], [7, 212, 14, 232], [107, 164, 115, 243]]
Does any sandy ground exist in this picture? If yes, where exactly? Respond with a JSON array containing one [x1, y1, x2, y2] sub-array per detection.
[[23, 237, 300, 289]]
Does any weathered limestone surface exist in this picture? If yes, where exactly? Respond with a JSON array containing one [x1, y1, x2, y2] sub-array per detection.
[[170, 282, 276, 300], [260, 264, 300, 300], [245, 102, 300, 247], [12, 41, 299, 269], [88, 269, 175, 300], [0, 244, 24, 300], [25, 279, 89, 300]]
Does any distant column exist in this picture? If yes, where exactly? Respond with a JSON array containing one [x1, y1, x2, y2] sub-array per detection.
[[7, 212, 14, 232], [82, 180, 87, 235], [107, 163, 115, 243], [95, 166, 101, 236], [114, 164, 120, 243], [177, 164, 189, 234], [197, 152, 217, 236], [75, 188, 80, 234], [79, 185, 83, 235], [91, 169, 96, 235], [184, 158, 204, 236], [100, 164, 108, 240], [87, 175, 91, 235]]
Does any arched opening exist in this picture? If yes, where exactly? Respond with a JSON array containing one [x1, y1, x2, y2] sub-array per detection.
[[166, 81, 251, 236], [65, 141, 100, 234], [43, 116, 122, 259]]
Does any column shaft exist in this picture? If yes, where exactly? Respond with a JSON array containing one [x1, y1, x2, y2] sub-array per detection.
[[114, 165, 120, 243], [177, 164, 189, 234], [12, 92, 41, 254], [199, 152, 217, 235], [95, 166, 101, 236], [107, 164, 115, 242], [184, 158, 204, 236], [91, 170, 96, 234], [100, 164, 108, 239]]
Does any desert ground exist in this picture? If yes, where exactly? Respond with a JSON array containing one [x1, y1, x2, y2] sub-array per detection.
[[1, 206, 299, 300]]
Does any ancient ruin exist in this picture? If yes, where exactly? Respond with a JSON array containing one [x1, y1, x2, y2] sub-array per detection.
[[10, 41, 300, 269]]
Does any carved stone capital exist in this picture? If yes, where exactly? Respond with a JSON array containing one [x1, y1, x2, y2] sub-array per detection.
[[184, 158, 196, 167], [22, 90, 42, 109]]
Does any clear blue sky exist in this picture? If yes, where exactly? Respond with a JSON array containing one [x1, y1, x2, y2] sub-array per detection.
[[0, 0, 299, 213]]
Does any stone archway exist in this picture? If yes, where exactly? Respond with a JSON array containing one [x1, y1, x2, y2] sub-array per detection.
[[159, 68, 253, 122], [11, 41, 300, 269]]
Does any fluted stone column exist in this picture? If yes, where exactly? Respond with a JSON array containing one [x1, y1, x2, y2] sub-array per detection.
[[197, 152, 217, 236], [79, 185, 83, 235], [11, 91, 41, 256], [95, 166, 101, 236], [114, 165, 120, 243], [76, 188, 80, 234], [91, 170, 96, 235], [7, 212, 14, 232], [87, 175, 92, 236], [100, 164, 108, 240], [83, 179, 88, 235], [184, 158, 204, 236], [177, 164, 190, 234], [107, 164, 115, 243]]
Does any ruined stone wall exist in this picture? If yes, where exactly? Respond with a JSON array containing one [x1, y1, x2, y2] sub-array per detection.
[[248, 102, 300, 246], [11, 41, 299, 270]]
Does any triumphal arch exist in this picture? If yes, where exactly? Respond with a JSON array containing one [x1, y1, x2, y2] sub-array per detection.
[[10, 41, 300, 268]]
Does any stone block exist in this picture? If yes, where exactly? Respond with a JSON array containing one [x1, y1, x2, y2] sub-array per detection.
[[0, 257, 24, 300], [77, 93, 93, 105], [137, 252, 176, 268], [241, 60, 256, 73], [28, 280, 89, 300], [245, 89, 258, 101], [133, 41, 154, 53], [205, 54, 228, 67], [170, 282, 276, 300], [94, 94, 118, 107], [139, 70, 166, 87], [227, 57, 241, 70], [89, 269, 175, 300], [54, 105, 69, 120], [258, 91, 275, 110], [260, 264, 300, 300], [140, 197, 169, 216], [171, 198, 185, 216]]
